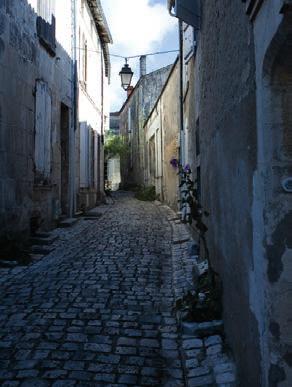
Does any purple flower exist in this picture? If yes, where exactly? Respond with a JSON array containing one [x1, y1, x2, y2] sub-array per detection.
[[184, 164, 191, 173], [170, 158, 179, 168]]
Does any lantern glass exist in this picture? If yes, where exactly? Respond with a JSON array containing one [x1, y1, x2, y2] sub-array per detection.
[[119, 63, 133, 90]]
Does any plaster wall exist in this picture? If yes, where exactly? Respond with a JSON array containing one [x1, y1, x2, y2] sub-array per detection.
[[119, 65, 172, 188], [0, 0, 73, 243], [144, 61, 180, 209], [252, 1, 292, 384], [194, 1, 260, 385], [76, 0, 109, 208], [144, 106, 162, 197], [161, 62, 180, 210]]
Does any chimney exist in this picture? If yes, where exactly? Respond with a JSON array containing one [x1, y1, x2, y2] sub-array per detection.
[[140, 55, 146, 77], [127, 86, 134, 97]]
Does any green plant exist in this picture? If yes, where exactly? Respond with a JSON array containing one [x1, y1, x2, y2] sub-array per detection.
[[135, 185, 156, 201], [104, 134, 128, 161], [171, 160, 222, 321]]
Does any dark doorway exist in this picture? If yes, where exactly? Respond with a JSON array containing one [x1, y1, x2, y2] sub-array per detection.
[[60, 103, 70, 215]]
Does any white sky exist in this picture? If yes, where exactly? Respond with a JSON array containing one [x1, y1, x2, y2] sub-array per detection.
[[100, 0, 179, 112]]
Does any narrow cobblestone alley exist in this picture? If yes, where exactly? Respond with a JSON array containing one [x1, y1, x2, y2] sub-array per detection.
[[0, 193, 185, 386]]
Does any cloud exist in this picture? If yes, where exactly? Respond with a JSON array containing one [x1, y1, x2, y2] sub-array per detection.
[[100, 0, 178, 111]]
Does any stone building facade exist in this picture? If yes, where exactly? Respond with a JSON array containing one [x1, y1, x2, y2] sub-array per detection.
[[105, 112, 121, 191], [168, 0, 292, 385], [0, 0, 111, 249], [77, 0, 112, 210], [0, 0, 74, 245], [144, 59, 180, 209], [119, 62, 172, 188]]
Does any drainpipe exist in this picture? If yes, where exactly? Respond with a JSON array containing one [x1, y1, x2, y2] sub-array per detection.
[[168, 7, 184, 166], [101, 49, 105, 199], [179, 19, 184, 165], [70, 0, 77, 217]]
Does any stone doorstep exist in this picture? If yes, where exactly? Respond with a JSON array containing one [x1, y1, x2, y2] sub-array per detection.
[[58, 218, 79, 228], [30, 253, 45, 261], [31, 245, 53, 255], [0, 260, 18, 268], [215, 371, 237, 384], [84, 210, 102, 218], [30, 234, 58, 246], [173, 237, 190, 245], [74, 210, 84, 218], [181, 320, 224, 337]]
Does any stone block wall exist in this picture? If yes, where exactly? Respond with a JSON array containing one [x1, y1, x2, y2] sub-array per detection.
[[0, 0, 73, 245], [194, 1, 260, 385], [119, 65, 172, 188]]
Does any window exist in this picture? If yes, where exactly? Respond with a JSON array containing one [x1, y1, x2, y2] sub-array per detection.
[[81, 0, 86, 17], [81, 33, 88, 88], [34, 81, 52, 180], [36, 0, 56, 56], [80, 123, 94, 188]]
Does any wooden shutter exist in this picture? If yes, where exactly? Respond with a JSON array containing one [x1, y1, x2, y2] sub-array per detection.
[[35, 80, 51, 178], [80, 122, 89, 188]]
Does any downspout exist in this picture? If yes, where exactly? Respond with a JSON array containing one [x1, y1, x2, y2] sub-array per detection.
[[168, 7, 184, 209], [70, 0, 77, 217], [101, 49, 105, 199], [179, 19, 184, 165], [160, 101, 164, 202], [168, 5, 184, 164]]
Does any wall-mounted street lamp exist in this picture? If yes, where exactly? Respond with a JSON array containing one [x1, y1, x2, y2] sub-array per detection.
[[119, 59, 134, 90]]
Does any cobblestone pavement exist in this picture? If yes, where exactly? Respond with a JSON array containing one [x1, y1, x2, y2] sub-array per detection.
[[0, 193, 186, 386]]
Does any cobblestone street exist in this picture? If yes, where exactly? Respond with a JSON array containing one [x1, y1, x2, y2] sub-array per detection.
[[0, 193, 186, 386]]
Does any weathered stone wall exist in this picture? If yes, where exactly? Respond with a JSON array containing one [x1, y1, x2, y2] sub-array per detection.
[[180, 1, 292, 384], [194, 1, 260, 385], [77, 0, 108, 209], [252, 1, 292, 385], [0, 0, 73, 244], [161, 61, 180, 210], [119, 65, 172, 188]]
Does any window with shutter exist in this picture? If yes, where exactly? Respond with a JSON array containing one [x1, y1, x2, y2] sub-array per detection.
[[34, 81, 52, 181], [36, 0, 56, 56], [80, 123, 95, 189], [80, 122, 90, 188]]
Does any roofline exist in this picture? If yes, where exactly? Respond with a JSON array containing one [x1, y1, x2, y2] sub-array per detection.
[[87, 0, 113, 80], [143, 56, 179, 128], [119, 63, 175, 113]]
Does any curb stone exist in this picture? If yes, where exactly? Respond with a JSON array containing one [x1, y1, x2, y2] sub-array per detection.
[[155, 202, 237, 387]]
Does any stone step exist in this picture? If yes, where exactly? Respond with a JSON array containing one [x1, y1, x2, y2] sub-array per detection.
[[29, 253, 45, 262], [182, 320, 224, 337], [30, 234, 58, 246], [58, 217, 79, 228], [84, 208, 102, 218], [173, 237, 190, 245], [74, 211, 84, 218], [0, 260, 18, 268], [31, 245, 53, 255]]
